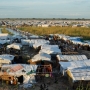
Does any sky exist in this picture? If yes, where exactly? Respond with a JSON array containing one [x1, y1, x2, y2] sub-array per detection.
[[0, 0, 90, 18]]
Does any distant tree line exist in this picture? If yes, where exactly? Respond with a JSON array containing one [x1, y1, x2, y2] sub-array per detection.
[[0, 18, 90, 20]]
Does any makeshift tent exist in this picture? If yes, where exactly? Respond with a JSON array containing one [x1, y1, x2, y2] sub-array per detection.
[[0, 40, 10, 44], [67, 68, 90, 87], [29, 39, 50, 48], [59, 61, 76, 76], [40, 45, 61, 54], [29, 35, 39, 39], [0, 54, 14, 64], [7, 43, 22, 50], [57, 55, 87, 61], [1, 64, 37, 86], [31, 52, 51, 62], [0, 33, 10, 40], [1, 64, 38, 76], [12, 35, 23, 40], [21, 39, 30, 45], [59, 59, 90, 76]]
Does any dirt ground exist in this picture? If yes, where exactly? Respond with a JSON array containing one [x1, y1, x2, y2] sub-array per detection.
[[0, 73, 72, 90]]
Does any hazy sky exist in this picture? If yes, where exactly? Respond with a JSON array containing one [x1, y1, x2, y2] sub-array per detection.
[[0, 0, 90, 18]]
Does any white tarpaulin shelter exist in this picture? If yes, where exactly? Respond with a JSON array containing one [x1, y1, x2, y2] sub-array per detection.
[[12, 35, 23, 39], [67, 67, 90, 82], [0, 40, 10, 44], [29, 39, 50, 48], [59, 61, 76, 76], [29, 35, 39, 38], [40, 45, 61, 54], [1, 64, 37, 86], [57, 55, 87, 61], [7, 43, 22, 50], [0, 54, 14, 64], [21, 39, 50, 46], [21, 39, 30, 45], [31, 52, 51, 62], [59, 59, 90, 76], [1, 64, 37, 76], [32, 43, 44, 49], [0, 33, 10, 40]]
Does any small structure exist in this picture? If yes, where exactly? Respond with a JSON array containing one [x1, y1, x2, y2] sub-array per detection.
[[7, 43, 22, 50], [7, 43, 22, 54], [0, 33, 10, 40], [59, 59, 90, 88], [0, 54, 14, 65], [0, 64, 38, 85], [30, 52, 51, 64], [57, 55, 87, 62]]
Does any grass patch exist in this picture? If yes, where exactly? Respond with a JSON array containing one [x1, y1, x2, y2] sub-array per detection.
[[1, 27, 13, 35], [18, 26, 90, 40]]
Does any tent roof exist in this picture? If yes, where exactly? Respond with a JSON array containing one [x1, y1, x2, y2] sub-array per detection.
[[1, 64, 38, 76], [7, 43, 22, 50], [59, 59, 90, 70], [31, 52, 51, 62], [0, 33, 9, 36], [0, 40, 10, 44], [0, 54, 14, 61], [40, 45, 61, 54], [57, 55, 87, 61]]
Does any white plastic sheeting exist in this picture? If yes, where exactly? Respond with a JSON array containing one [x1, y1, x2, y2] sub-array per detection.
[[69, 67, 90, 81], [29, 39, 49, 47], [0, 54, 14, 60], [0, 54, 14, 64], [32, 43, 44, 49], [40, 45, 61, 54], [31, 52, 51, 62], [30, 39, 50, 48], [7, 43, 22, 50], [0, 40, 10, 44], [21, 39, 30, 45], [29, 35, 39, 38], [57, 55, 87, 61], [23, 75, 36, 84], [1, 64, 37, 86], [60, 60, 90, 71], [21, 39, 50, 47], [1, 64, 38, 76], [0, 59, 11, 64], [12, 35, 23, 39], [40, 48, 53, 54], [22, 64, 37, 74], [59, 59, 90, 76], [23, 75, 31, 84], [0, 33, 10, 40]]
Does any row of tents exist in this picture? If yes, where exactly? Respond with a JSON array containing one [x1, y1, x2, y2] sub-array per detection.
[[0, 28, 90, 88]]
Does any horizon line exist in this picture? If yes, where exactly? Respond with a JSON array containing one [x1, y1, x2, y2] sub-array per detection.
[[0, 18, 90, 20]]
